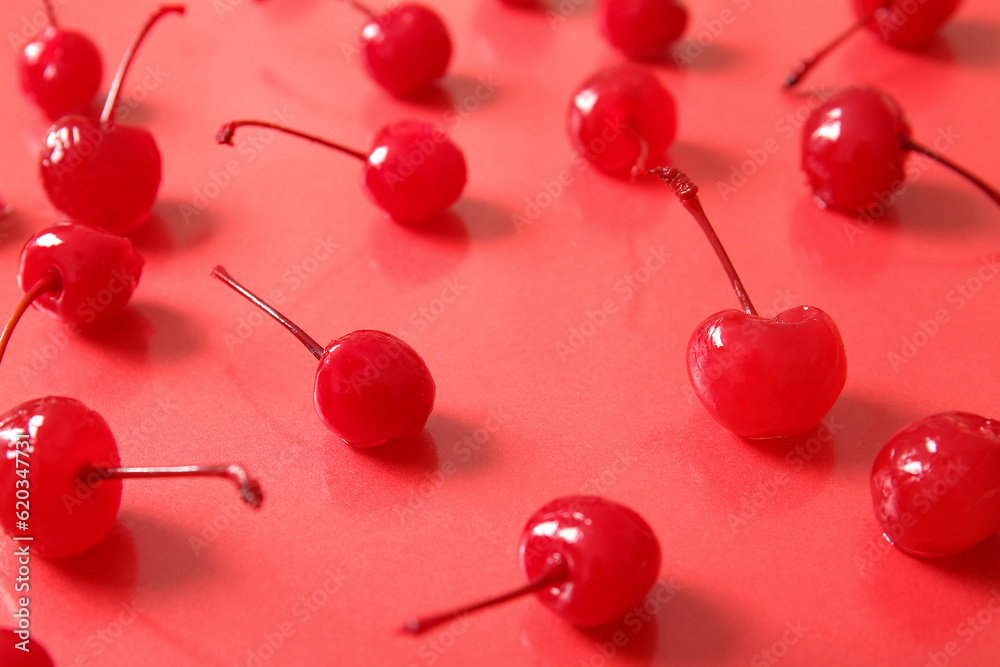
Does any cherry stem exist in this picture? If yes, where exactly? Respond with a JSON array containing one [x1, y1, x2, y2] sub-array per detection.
[[101, 4, 186, 125], [211, 266, 326, 360], [400, 555, 570, 636], [625, 125, 652, 181], [339, 0, 378, 21], [215, 120, 368, 162], [0, 271, 62, 368], [42, 0, 57, 28], [87, 464, 264, 509], [647, 167, 757, 316], [901, 135, 1000, 208], [783, 0, 893, 90]]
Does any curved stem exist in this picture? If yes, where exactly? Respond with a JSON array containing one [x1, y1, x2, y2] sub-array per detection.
[[400, 555, 570, 635], [783, 0, 892, 90], [101, 5, 186, 124], [339, 0, 378, 21], [901, 135, 1000, 208], [211, 266, 326, 359], [647, 167, 757, 316], [43, 0, 57, 28], [626, 125, 651, 182], [87, 463, 264, 508], [215, 120, 368, 162], [0, 271, 62, 368]]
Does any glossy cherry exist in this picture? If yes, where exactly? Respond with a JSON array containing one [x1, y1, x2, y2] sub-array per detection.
[[0, 629, 54, 667], [802, 86, 1000, 213], [402, 496, 661, 633], [0, 396, 263, 559], [871, 412, 1000, 557], [568, 64, 677, 178], [0, 223, 143, 368], [39, 5, 185, 234], [596, 0, 688, 60], [340, 1, 451, 97], [649, 167, 846, 439], [217, 119, 466, 223], [211, 266, 435, 446], [785, 0, 962, 88], [16, 0, 102, 119]]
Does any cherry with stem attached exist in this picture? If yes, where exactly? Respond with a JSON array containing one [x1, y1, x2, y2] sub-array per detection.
[[0, 396, 263, 559], [39, 5, 185, 234], [648, 167, 846, 439], [402, 496, 661, 633], [211, 266, 435, 446], [216, 119, 466, 224]]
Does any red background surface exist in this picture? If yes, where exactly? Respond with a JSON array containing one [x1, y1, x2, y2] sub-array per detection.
[[2, 1, 1000, 665]]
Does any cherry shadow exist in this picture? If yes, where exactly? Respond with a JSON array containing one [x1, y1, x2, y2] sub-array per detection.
[[471, 0, 558, 66], [401, 74, 505, 115], [49, 522, 138, 595], [77, 303, 202, 363], [518, 600, 658, 664], [654, 40, 745, 73], [927, 20, 1000, 67], [921, 534, 1000, 587], [822, 393, 916, 473], [656, 587, 739, 662], [127, 197, 219, 254], [742, 420, 837, 476], [367, 209, 470, 283], [453, 197, 519, 241], [117, 510, 219, 592], [423, 411, 498, 474], [668, 140, 745, 184], [892, 179, 997, 239]]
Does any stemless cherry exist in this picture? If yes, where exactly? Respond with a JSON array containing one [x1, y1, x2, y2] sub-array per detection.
[[39, 5, 185, 234], [0, 396, 263, 559], [568, 64, 677, 178], [211, 266, 435, 446], [648, 167, 847, 438], [785, 0, 963, 88], [0, 629, 54, 667], [0, 223, 143, 368], [340, 1, 452, 97], [596, 0, 688, 60], [17, 0, 102, 119], [402, 496, 660, 633], [217, 119, 466, 223], [802, 86, 1000, 213], [871, 412, 1000, 557]]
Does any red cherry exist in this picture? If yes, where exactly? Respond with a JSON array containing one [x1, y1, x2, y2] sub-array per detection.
[[568, 64, 677, 178], [802, 86, 1000, 213], [39, 5, 185, 234], [0, 629, 54, 667], [785, 0, 962, 88], [0, 223, 143, 368], [596, 0, 688, 60], [871, 412, 1000, 557], [217, 119, 466, 223], [402, 496, 661, 633], [16, 1, 102, 119], [211, 267, 435, 446], [648, 167, 847, 438], [0, 396, 263, 559], [340, 1, 452, 97]]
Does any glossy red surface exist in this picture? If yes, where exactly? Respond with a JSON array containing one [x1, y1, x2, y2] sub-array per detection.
[[17, 26, 103, 120], [357, 3, 453, 98], [853, 0, 963, 48], [1, 0, 1000, 665], [596, 0, 688, 59]]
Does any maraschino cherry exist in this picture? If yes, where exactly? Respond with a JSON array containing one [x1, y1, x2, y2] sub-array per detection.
[[568, 64, 677, 178], [0, 223, 143, 368], [339, 1, 451, 97], [0, 396, 263, 559], [785, 0, 963, 88], [402, 496, 661, 632], [39, 5, 185, 234], [648, 167, 847, 439], [871, 412, 1000, 557], [0, 629, 54, 667], [16, 0, 102, 119], [802, 86, 1000, 213], [211, 266, 435, 446], [596, 0, 688, 60], [217, 119, 466, 223]]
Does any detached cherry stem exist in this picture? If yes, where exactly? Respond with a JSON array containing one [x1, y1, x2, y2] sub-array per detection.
[[216, 120, 368, 162], [783, 0, 892, 90], [101, 4, 186, 124], [85, 463, 264, 508], [647, 167, 757, 316], [339, 0, 378, 21], [901, 135, 1000, 208], [0, 271, 62, 367], [211, 265, 326, 360], [43, 0, 57, 28], [400, 555, 570, 636]]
